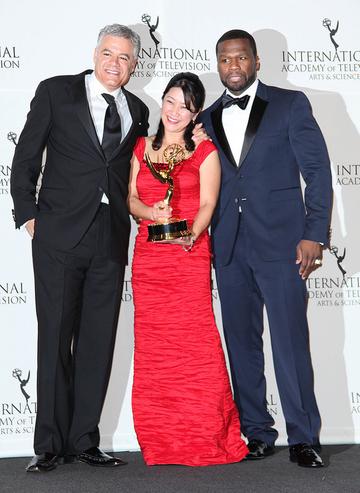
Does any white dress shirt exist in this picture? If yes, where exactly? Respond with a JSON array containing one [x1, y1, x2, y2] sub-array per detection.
[[222, 79, 258, 165], [85, 72, 132, 203]]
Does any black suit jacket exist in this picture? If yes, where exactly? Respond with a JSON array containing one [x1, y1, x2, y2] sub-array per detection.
[[10, 70, 149, 263]]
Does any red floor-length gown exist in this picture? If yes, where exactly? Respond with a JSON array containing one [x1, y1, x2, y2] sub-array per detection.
[[131, 137, 248, 466]]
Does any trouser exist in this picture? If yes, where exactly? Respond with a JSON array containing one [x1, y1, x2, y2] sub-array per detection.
[[215, 222, 321, 446], [32, 205, 125, 454]]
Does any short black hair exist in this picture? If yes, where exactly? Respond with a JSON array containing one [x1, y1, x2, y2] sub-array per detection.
[[216, 29, 257, 58]]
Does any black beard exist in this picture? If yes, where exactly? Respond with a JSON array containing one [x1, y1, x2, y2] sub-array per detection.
[[221, 73, 256, 95]]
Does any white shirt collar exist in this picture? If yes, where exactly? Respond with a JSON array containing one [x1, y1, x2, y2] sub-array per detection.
[[225, 78, 258, 101], [89, 71, 123, 100]]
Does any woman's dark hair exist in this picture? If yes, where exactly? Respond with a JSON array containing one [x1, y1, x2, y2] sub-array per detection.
[[152, 72, 205, 152]]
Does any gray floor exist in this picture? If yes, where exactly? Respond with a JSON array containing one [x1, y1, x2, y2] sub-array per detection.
[[1, 446, 359, 493]]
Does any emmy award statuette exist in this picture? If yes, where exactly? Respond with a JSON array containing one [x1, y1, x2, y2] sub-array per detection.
[[145, 144, 192, 242]]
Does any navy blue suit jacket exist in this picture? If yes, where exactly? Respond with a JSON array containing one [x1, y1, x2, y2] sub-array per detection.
[[199, 80, 332, 267]]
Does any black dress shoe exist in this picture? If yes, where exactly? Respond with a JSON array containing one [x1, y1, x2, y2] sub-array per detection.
[[58, 454, 78, 465], [245, 439, 275, 460], [289, 443, 324, 467], [77, 447, 127, 467], [26, 453, 58, 472]]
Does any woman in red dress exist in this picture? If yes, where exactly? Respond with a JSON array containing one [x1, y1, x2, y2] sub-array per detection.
[[128, 72, 248, 466]]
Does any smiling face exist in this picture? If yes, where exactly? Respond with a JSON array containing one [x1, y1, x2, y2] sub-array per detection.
[[161, 86, 197, 136], [217, 38, 260, 95], [93, 35, 137, 91]]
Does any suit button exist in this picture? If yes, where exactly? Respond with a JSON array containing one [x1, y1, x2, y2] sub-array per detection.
[[234, 198, 239, 204], [98, 187, 103, 192]]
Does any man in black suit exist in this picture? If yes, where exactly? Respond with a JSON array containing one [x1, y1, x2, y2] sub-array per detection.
[[10, 24, 149, 472], [200, 30, 332, 468]]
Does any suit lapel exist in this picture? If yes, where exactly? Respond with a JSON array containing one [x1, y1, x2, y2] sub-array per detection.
[[212, 81, 269, 214], [117, 88, 135, 148], [211, 96, 237, 168], [210, 87, 269, 169], [71, 71, 105, 159], [107, 87, 142, 160], [238, 92, 268, 169]]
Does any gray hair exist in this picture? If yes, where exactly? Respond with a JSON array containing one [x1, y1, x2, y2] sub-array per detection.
[[97, 24, 141, 58]]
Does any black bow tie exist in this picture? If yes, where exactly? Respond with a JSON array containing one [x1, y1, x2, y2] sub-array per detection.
[[222, 93, 250, 110]]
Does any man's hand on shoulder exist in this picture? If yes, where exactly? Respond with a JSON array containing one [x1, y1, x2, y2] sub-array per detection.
[[192, 123, 211, 147], [25, 219, 35, 238], [296, 239, 323, 280]]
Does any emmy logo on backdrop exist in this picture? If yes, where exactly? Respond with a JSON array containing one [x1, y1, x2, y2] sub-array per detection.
[[322, 18, 340, 51], [330, 245, 347, 280], [145, 144, 192, 242], [7, 131, 18, 146], [141, 13, 160, 49], [12, 368, 31, 403]]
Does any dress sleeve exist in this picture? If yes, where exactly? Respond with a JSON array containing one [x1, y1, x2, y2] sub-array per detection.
[[133, 136, 146, 163], [195, 140, 218, 165]]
